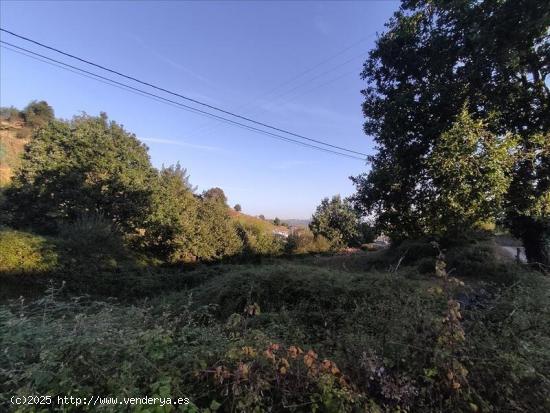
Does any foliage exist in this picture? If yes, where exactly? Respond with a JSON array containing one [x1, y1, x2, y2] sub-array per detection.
[[236, 221, 285, 258], [144, 163, 200, 263], [22, 100, 54, 129], [1, 232, 549, 411], [285, 228, 332, 255], [233, 204, 242, 212], [310, 195, 361, 248], [426, 108, 515, 237], [202, 344, 360, 412], [1, 103, 296, 265], [202, 187, 227, 205], [351, 0, 550, 262], [4, 113, 157, 234], [358, 222, 377, 244], [57, 213, 128, 260], [273, 217, 281, 226], [195, 196, 243, 262], [0, 229, 57, 274], [0, 106, 22, 122], [508, 132, 550, 264]]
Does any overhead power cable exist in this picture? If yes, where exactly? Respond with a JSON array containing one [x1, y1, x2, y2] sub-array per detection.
[[0, 41, 366, 161], [260, 50, 368, 112], [245, 34, 373, 104], [187, 45, 371, 140], [0, 28, 368, 158]]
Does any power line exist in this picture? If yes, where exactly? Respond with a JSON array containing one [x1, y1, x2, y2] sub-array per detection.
[[245, 34, 373, 104], [260, 50, 368, 112], [0, 41, 366, 161], [273, 67, 361, 108], [187, 46, 370, 141], [186, 33, 375, 137], [0, 42, 364, 161], [0, 28, 368, 158]]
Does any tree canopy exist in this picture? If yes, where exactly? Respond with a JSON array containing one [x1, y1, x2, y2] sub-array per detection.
[[310, 195, 361, 247], [6, 113, 156, 233], [203, 187, 227, 205], [22, 100, 55, 129], [425, 107, 515, 237], [351, 0, 549, 263]]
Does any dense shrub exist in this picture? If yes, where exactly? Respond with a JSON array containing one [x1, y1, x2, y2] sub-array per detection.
[[285, 228, 332, 254], [358, 222, 377, 244], [0, 229, 57, 274], [143, 164, 200, 263], [388, 239, 437, 266], [236, 221, 285, 257], [0, 106, 22, 122], [22, 100, 54, 128], [195, 196, 243, 261], [1, 240, 548, 411]]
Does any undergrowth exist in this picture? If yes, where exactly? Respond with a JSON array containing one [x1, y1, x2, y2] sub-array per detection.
[[1, 232, 549, 411]]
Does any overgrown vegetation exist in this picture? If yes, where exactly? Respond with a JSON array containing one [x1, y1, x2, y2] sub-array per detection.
[[1, 1, 549, 411], [1, 231, 548, 412]]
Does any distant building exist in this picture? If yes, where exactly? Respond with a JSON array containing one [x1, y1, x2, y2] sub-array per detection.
[[272, 229, 289, 238]]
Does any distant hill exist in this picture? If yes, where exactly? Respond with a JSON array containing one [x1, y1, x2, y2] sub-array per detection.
[[281, 219, 311, 228], [1, 101, 54, 187], [0, 119, 31, 187], [228, 209, 290, 235]]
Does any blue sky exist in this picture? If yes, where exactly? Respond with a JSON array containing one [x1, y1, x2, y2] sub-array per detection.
[[0, 0, 399, 219]]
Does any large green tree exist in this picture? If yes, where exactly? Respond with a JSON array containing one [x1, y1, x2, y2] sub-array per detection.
[[351, 0, 549, 262], [310, 195, 361, 247], [144, 163, 200, 263], [5, 113, 156, 233], [195, 191, 242, 260]]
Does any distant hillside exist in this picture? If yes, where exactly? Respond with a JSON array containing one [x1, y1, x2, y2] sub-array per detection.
[[281, 218, 311, 228], [0, 119, 30, 187], [228, 209, 289, 235], [1, 101, 55, 187]]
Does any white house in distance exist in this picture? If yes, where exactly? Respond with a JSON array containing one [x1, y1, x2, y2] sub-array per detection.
[[272, 228, 289, 238]]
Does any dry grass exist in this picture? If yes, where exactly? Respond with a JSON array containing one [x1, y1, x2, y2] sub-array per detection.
[[0, 120, 29, 186], [229, 209, 289, 234]]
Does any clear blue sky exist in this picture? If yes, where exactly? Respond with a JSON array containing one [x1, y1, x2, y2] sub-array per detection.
[[0, 0, 399, 219]]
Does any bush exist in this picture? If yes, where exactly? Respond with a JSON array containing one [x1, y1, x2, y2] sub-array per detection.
[[1, 240, 548, 411], [285, 228, 331, 254], [0, 106, 22, 122], [22, 100, 54, 128], [388, 239, 437, 265], [236, 221, 284, 257], [0, 229, 57, 274], [446, 243, 517, 283], [0, 293, 230, 412], [57, 214, 127, 257], [310, 195, 361, 247]]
